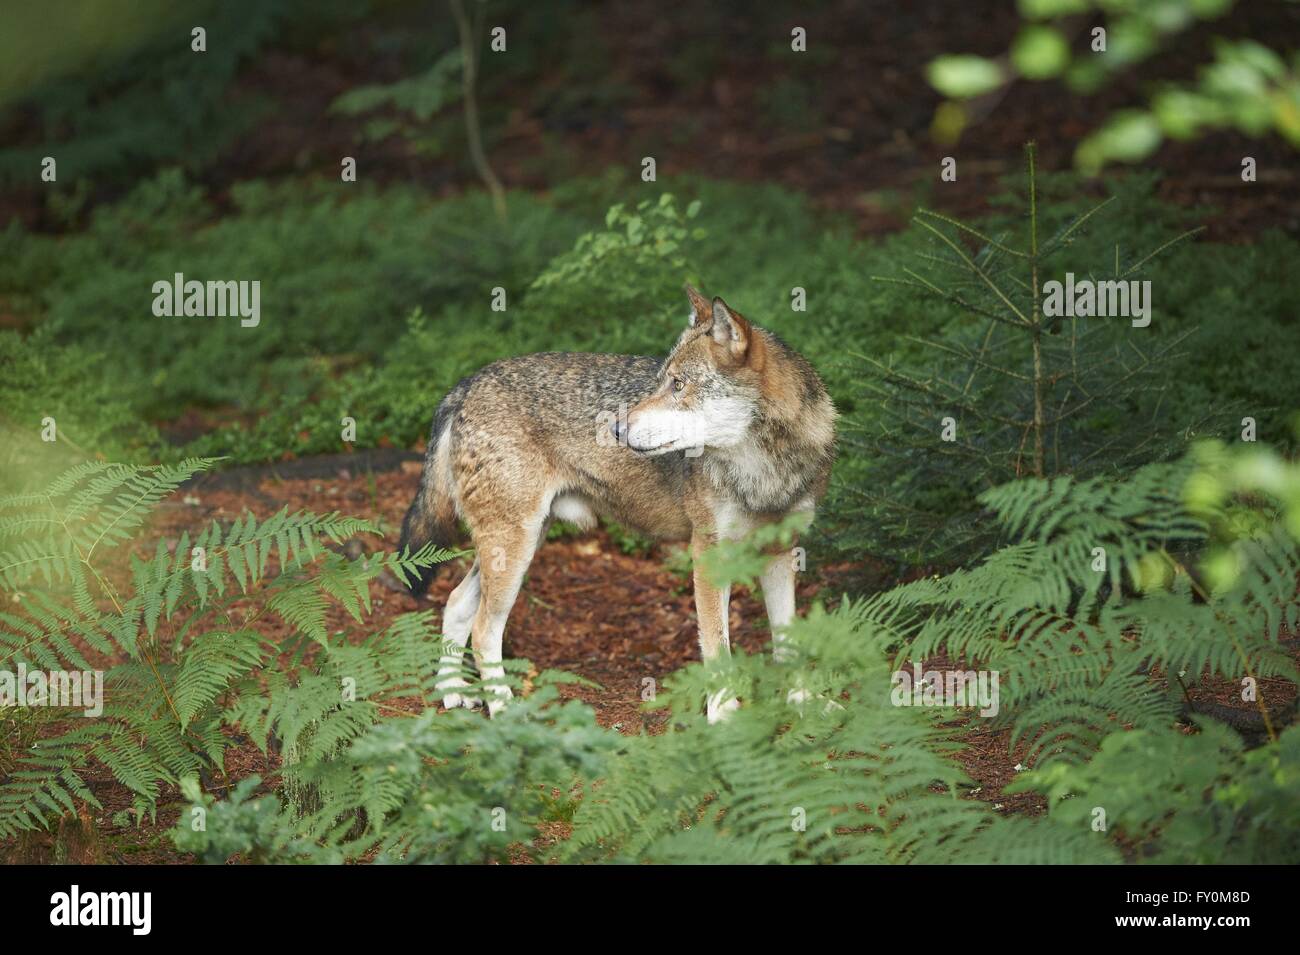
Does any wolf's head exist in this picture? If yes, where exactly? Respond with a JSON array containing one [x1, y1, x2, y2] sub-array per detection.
[[617, 286, 765, 456]]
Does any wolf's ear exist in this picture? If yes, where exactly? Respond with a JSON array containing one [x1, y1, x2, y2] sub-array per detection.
[[709, 297, 751, 358], [685, 283, 712, 327]]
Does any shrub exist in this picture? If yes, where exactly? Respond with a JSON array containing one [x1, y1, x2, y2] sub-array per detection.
[[834, 146, 1219, 566]]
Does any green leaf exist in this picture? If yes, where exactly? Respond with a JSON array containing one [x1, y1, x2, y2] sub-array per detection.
[[1011, 26, 1070, 80], [1075, 110, 1162, 175], [927, 55, 1006, 99]]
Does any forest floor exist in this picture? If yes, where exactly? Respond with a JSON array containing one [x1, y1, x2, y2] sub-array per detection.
[[8, 453, 1295, 864]]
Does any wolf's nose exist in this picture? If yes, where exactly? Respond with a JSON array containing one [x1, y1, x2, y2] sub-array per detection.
[[611, 419, 626, 444]]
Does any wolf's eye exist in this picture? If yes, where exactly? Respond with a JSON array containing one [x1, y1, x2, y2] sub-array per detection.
[[672, 377, 685, 393]]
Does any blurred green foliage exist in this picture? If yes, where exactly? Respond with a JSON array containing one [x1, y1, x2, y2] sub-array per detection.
[[0, 0, 292, 184], [929, 0, 1300, 172]]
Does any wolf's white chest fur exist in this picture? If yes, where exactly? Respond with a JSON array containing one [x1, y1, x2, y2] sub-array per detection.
[[705, 438, 804, 515]]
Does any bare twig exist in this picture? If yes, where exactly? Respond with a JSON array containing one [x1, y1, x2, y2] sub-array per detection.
[[449, 0, 507, 223]]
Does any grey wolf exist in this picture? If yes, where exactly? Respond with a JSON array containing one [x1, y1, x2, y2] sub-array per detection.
[[398, 285, 837, 721]]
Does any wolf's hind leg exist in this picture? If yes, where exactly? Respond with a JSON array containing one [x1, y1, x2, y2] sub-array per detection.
[[469, 522, 539, 717], [438, 560, 481, 709]]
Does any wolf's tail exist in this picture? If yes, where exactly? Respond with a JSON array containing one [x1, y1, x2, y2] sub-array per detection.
[[397, 401, 459, 597]]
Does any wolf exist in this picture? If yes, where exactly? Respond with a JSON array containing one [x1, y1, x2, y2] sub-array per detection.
[[397, 285, 837, 721]]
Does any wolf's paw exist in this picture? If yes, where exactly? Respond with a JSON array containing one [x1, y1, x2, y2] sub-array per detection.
[[772, 641, 798, 665], [443, 691, 483, 710], [437, 676, 481, 711], [706, 689, 741, 724], [485, 684, 514, 718], [786, 683, 844, 716]]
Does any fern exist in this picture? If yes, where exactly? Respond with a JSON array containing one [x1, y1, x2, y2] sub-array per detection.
[[169, 443, 1300, 865], [559, 601, 1114, 865], [8, 447, 1295, 864], [559, 440, 1298, 865], [0, 459, 447, 841]]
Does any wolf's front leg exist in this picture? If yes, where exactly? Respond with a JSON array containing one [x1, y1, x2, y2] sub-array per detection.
[[760, 550, 796, 663], [760, 545, 830, 711], [692, 533, 739, 723]]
